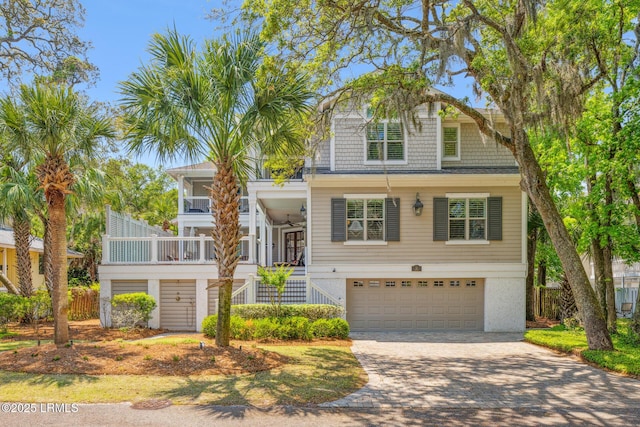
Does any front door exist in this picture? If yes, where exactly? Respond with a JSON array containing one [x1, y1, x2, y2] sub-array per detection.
[[285, 231, 304, 264]]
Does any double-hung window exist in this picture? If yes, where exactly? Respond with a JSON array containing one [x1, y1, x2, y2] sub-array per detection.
[[433, 195, 502, 242], [331, 197, 400, 243], [366, 122, 405, 162], [442, 125, 460, 160], [347, 199, 384, 241], [448, 198, 486, 240]]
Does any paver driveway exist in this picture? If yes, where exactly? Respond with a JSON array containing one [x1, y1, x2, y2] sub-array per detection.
[[322, 331, 640, 411]]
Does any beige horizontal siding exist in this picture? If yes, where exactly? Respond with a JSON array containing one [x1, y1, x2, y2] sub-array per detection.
[[111, 281, 148, 296], [160, 280, 197, 331], [311, 186, 522, 264]]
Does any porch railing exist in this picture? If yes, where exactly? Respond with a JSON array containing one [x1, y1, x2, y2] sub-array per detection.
[[182, 196, 249, 214], [102, 234, 253, 264], [229, 275, 342, 307]]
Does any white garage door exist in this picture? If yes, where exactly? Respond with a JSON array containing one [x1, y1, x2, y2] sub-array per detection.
[[347, 278, 484, 331], [160, 280, 197, 331]]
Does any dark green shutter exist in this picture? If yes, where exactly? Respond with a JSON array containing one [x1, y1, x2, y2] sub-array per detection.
[[331, 198, 347, 242], [385, 198, 400, 241], [487, 197, 503, 241], [433, 197, 448, 241]]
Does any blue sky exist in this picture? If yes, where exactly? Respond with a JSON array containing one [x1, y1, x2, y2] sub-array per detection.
[[80, 0, 220, 106]]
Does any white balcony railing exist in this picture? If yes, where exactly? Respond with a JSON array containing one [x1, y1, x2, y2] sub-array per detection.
[[102, 234, 253, 264], [182, 196, 249, 214]]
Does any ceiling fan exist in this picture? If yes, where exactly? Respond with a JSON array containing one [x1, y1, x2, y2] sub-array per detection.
[[279, 214, 303, 227]]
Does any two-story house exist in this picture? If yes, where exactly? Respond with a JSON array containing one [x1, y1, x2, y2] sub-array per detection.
[[99, 101, 526, 332]]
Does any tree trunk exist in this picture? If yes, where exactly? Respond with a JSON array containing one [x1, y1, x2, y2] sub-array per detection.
[[514, 130, 612, 350], [0, 273, 20, 295], [591, 239, 607, 309], [526, 215, 537, 321], [13, 216, 33, 297], [38, 155, 72, 346], [37, 212, 54, 296], [560, 275, 577, 322], [211, 161, 241, 347], [537, 261, 546, 287], [603, 243, 616, 333], [49, 193, 70, 345]]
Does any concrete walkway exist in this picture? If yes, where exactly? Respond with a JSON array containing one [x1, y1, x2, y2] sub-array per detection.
[[322, 331, 640, 413]]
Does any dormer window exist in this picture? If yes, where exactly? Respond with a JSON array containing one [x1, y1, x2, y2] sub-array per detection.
[[366, 122, 405, 162], [442, 125, 460, 160]]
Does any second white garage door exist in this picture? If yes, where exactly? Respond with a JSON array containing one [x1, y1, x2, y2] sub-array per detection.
[[347, 278, 484, 331]]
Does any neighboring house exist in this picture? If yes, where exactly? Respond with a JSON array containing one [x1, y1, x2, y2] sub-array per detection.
[[0, 226, 84, 292], [99, 101, 526, 332]]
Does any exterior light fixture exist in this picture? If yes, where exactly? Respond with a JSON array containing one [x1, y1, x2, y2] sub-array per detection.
[[413, 193, 424, 216], [300, 204, 307, 219]]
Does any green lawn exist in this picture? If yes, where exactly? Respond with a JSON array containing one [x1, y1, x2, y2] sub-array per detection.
[[0, 337, 366, 406], [525, 319, 640, 376]]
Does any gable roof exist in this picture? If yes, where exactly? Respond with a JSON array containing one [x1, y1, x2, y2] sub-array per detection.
[[0, 227, 83, 258]]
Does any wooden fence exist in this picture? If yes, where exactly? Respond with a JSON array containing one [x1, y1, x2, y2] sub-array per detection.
[[534, 287, 561, 320], [69, 288, 99, 320]]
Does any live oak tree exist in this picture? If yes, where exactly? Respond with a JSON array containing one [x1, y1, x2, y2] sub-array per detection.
[[0, 0, 96, 85], [242, 0, 639, 349], [119, 30, 313, 346]]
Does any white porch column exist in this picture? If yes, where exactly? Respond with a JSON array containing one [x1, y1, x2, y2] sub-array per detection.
[[99, 279, 112, 327], [266, 222, 273, 266], [177, 175, 185, 236], [148, 279, 160, 329], [195, 279, 208, 332], [259, 206, 267, 266], [248, 194, 257, 264]]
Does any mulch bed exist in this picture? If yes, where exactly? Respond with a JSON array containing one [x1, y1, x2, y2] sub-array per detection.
[[0, 339, 288, 375], [526, 317, 560, 329]]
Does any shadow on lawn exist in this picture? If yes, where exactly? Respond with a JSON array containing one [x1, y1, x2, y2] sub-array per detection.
[[156, 346, 365, 406], [0, 371, 99, 388]]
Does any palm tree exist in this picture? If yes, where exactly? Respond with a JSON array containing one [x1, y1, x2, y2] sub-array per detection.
[[0, 83, 114, 345], [0, 158, 41, 296], [119, 29, 313, 346]]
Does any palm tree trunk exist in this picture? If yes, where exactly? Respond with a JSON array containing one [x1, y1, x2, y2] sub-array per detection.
[[0, 273, 20, 294], [514, 130, 613, 350], [13, 216, 33, 297], [211, 161, 241, 347], [38, 155, 72, 346]]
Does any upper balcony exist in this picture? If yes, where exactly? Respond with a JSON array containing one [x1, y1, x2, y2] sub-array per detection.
[[182, 196, 250, 215]]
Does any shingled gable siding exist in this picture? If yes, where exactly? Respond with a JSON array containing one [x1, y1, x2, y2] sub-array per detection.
[[441, 123, 515, 168], [432, 196, 503, 241], [313, 187, 521, 264], [332, 113, 438, 172]]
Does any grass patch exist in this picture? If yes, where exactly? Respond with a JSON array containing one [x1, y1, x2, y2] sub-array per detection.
[[525, 319, 640, 376], [0, 340, 46, 352], [0, 343, 366, 406]]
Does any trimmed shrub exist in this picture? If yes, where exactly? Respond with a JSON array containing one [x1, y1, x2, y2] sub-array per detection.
[[111, 292, 156, 329], [230, 315, 255, 340], [311, 318, 350, 338], [0, 293, 27, 331], [231, 304, 344, 321], [253, 317, 279, 340], [202, 314, 218, 338], [326, 318, 350, 338], [20, 290, 52, 322]]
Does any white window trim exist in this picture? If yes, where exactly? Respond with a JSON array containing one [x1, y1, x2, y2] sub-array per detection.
[[343, 241, 388, 246], [446, 193, 489, 243], [345, 197, 386, 243], [363, 119, 408, 165], [442, 123, 461, 161]]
